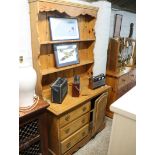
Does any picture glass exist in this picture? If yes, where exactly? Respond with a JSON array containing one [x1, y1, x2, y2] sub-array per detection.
[[49, 17, 79, 40], [54, 44, 79, 67]]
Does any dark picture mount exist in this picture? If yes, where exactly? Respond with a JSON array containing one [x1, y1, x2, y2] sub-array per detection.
[[53, 43, 79, 68], [113, 14, 123, 38]]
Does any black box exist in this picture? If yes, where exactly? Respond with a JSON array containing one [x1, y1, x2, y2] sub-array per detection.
[[89, 73, 105, 89], [50, 77, 68, 104]]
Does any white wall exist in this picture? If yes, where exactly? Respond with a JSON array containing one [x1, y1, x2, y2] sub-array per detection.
[[110, 9, 136, 39], [18, 0, 33, 66], [92, 1, 111, 76]]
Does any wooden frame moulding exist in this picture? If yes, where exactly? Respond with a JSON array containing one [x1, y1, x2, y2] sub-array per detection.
[[29, 0, 98, 18]]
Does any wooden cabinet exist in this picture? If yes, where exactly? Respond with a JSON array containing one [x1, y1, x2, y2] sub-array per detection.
[[106, 67, 136, 118], [106, 37, 136, 118], [29, 0, 111, 154], [19, 100, 49, 155], [48, 91, 109, 155]]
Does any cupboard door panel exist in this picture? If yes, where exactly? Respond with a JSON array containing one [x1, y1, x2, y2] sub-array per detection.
[[93, 92, 108, 133]]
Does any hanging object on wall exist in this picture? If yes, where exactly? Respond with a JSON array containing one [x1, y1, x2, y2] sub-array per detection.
[[19, 56, 37, 109], [113, 14, 123, 38], [128, 23, 134, 38]]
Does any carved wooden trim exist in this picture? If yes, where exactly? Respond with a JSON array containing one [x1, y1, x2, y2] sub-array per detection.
[[29, 0, 98, 17]]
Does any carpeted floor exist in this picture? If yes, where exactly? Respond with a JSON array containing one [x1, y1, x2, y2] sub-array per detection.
[[73, 117, 112, 155]]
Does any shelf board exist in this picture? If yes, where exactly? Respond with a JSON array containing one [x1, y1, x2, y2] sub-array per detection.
[[19, 135, 40, 151], [42, 75, 111, 116], [40, 39, 95, 45], [106, 67, 135, 78], [41, 60, 94, 75]]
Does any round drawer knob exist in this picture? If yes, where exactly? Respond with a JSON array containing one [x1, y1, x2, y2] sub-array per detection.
[[66, 142, 71, 148], [65, 115, 70, 121], [122, 79, 126, 82], [81, 119, 85, 124], [65, 128, 70, 134], [82, 107, 86, 112]]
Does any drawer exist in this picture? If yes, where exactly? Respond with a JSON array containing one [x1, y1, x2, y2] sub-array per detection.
[[61, 124, 89, 154], [118, 74, 129, 90], [117, 86, 128, 98], [128, 80, 136, 90], [129, 69, 136, 82], [59, 102, 91, 128], [60, 112, 90, 141]]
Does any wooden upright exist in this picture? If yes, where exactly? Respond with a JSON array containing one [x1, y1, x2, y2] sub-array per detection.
[[29, 0, 111, 154]]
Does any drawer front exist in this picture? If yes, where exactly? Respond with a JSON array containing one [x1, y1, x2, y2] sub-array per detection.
[[118, 74, 129, 90], [61, 124, 89, 154], [59, 102, 91, 128], [60, 112, 90, 141], [117, 86, 128, 98], [128, 80, 136, 90], [129, 69, 136, 82]]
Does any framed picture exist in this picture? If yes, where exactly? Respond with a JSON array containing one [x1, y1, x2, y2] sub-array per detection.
[[53, 43, 79, 67], [113, 14, 123, 38], [49, 17, 80, 40]]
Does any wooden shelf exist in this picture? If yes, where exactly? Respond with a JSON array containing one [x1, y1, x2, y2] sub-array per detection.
[[40, 39, 95, 45], [106, 67, 135, 78], [41, 60, 93, 75], [42, 75, 111, 116], [30, 0, 97, 98], [19, 135, 40, 151]]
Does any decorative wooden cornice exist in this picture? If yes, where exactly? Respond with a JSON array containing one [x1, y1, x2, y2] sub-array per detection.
[[29, 0, 98, 17]]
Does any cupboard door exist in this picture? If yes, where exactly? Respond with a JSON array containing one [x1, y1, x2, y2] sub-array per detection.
[[93, 92, 108, 133]]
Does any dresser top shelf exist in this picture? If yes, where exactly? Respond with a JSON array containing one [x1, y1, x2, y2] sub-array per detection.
[[40, 39, 95, 45], [46, 76, 111, 116], [41, 60, 93, 75], [106, 67, 136, 78]]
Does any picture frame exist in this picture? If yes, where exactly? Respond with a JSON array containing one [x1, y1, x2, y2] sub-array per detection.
[[113, 14, 123, 38], [53, 43, 79, 67], [49, 17, 80, 40]]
